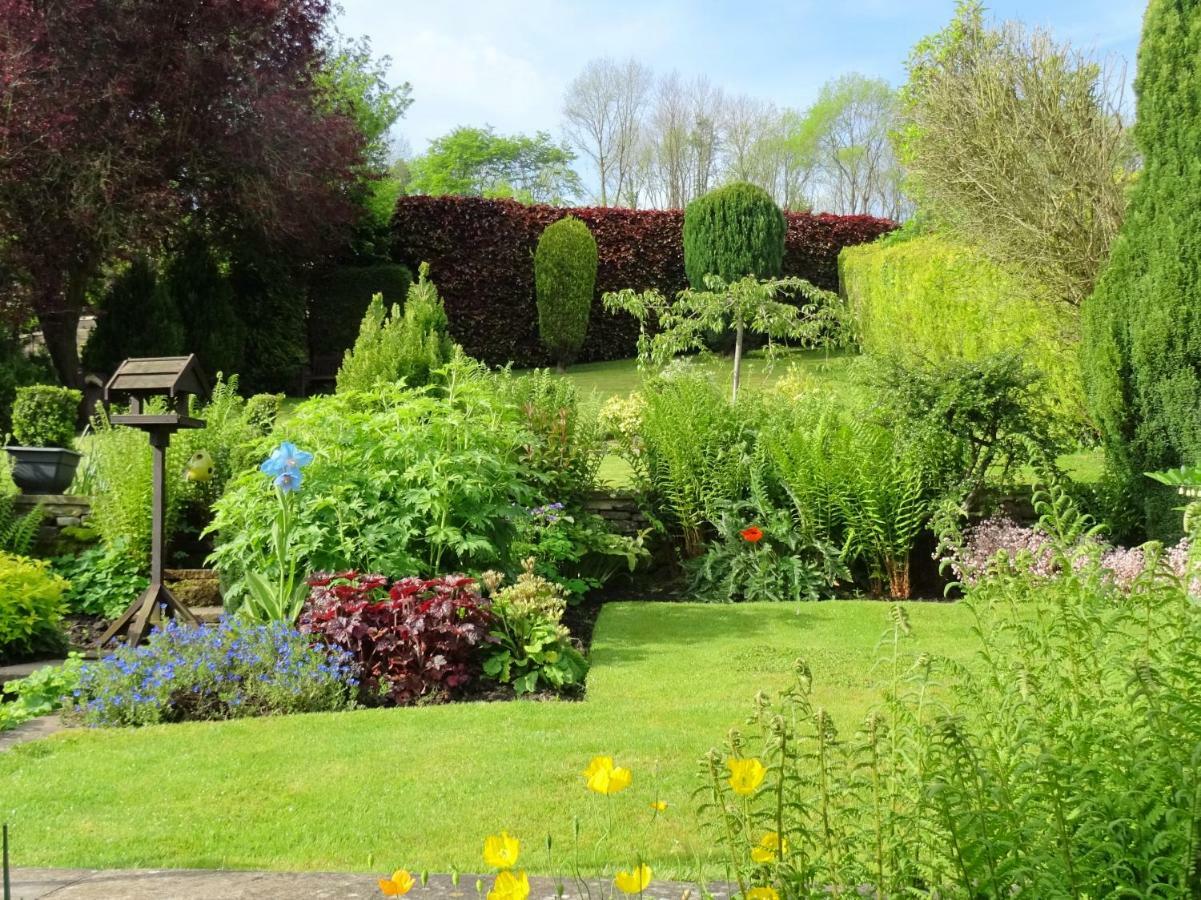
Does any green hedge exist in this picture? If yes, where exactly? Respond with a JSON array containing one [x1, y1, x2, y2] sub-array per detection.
[[841, 233, 1083, 426], [310, 264, 413, 360]]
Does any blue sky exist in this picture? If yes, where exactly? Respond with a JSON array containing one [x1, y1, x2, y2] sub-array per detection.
[[334, 0, 1143, 155]]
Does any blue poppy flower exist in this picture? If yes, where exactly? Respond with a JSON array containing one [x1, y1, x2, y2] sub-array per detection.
[[274, 470, 303, 493], [260, 442, 314, 477]]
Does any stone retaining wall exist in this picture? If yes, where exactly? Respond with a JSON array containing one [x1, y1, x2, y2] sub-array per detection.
[[584, 489, 648, 536], [13, 494, 93, 553]]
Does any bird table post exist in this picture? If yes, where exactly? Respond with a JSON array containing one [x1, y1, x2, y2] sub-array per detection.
[[93, 355, 209, 652]]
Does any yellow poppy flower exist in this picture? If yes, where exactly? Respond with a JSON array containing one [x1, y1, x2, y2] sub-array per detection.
[[750, 832, 788, 863], [378, 869, 415, 896], [746, 888, 779, 900], [582, 755, 632, 795], [727, 757, 766, 796], [487, 869, 530, 900], [649, 800, 668, 812], [483, 831, 521, 869], [614, 863, 653, 894]]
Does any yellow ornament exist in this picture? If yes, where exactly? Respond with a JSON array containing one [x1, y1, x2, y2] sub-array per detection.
[[183, 449, 215, 483]]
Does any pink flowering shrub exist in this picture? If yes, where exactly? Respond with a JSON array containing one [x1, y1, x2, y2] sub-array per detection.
[[946, 515, 1191, 591]]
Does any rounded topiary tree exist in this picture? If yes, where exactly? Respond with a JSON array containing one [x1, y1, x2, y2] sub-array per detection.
[[535, 216, 598, 372], [1081, 0, 1201, 539], [683, 181, 786, 289]]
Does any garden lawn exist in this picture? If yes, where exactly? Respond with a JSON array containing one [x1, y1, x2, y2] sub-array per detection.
[[0, 601, 976, 879], [552, 349, 857, 406]]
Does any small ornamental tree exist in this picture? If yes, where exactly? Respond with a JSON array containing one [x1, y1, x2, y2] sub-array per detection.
[[1081, 0, 1201, 538], [604, 275, 843, 401], [683, 182, 786, 289], [336, 263, 455, 393], [535, 216, 598, 372]]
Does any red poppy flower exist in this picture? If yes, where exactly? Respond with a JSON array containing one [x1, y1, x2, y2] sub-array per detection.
[[740, 525, 764, 543]]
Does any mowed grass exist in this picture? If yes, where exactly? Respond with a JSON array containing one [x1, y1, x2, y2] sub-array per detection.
[[0, 601, 976, 877], [553, 349, 857, 406]]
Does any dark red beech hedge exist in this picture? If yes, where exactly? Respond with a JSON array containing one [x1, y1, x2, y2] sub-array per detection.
[[388, 196, 895, 367]]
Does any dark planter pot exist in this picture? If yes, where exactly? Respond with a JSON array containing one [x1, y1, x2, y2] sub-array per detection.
[[4, 446, 82, 495]]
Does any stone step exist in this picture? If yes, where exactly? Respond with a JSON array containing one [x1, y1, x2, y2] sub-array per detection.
[[191, 606, 224, 624]]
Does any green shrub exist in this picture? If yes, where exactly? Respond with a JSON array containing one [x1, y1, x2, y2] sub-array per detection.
[[82, 257, 184, 376], [163, 232, 245, 379], [0, 654, 83, 732], [244, 393, 285, 436], [0, 552, 67, 661], [0, 327, 53, 437], [704, 491, 1201, 896], [12, 385, 81, 448], [683, 182, 785, 288], [310, 263, 412, 359], [1081, 0, 1201, 539], [493, 368, 603, 507], [841, 231, 1084, 427], [535, 216, 597, 371], [862, 351, 1063, 507], [335, 263, 455, 394], [51, 546, 148, 619], [209, 356, 539, 607]]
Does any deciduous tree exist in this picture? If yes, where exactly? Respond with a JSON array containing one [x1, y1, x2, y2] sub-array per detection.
[[0, 0, 366, 386]]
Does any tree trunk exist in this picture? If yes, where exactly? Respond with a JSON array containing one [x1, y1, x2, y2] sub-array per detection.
[[39, 308, 83, 390], [731, 315, 744, 403], [38, 266, 90, 390], [556, 361, 566, 375]]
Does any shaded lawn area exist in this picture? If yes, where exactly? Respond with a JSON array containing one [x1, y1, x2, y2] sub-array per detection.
[[0, 601, 977, 878]]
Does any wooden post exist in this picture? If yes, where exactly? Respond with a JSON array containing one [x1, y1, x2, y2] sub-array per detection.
[[93, 425, 197, 652]]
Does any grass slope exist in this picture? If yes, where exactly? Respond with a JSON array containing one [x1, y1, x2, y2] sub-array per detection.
[[0, 601, 976, 877]]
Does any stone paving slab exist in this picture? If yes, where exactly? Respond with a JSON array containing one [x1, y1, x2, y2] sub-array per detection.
[[0, 659, 65, 687], [0, 715, 64, 753], [8, 869, 730, 900]]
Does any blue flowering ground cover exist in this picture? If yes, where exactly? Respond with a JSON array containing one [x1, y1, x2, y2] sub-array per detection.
[[73, 619, 356, 727]]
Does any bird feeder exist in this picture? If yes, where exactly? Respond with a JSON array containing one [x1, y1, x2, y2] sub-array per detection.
[[94, 355, 208, 650]]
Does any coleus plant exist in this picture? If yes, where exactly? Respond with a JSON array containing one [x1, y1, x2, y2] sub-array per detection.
[[300, 572, 494, 705]]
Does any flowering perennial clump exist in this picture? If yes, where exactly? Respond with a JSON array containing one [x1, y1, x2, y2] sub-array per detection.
[[72, 619, 355, 727], [945, 515, 1192, 590]]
